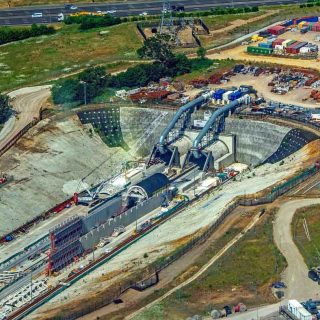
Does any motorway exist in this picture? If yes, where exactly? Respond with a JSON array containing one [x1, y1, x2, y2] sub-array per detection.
[[0, 0, 306, 26]]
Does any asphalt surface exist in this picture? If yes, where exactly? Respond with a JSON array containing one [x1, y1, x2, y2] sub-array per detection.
[[0, 0, 306, 26]]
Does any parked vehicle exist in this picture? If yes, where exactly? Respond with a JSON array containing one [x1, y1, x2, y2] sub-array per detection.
[[272, 281, 286, 288], [111, 226, 125, 237], [308, 269, 319, 281], [97, 237, 111, 248], [135, 220, 151, 234]]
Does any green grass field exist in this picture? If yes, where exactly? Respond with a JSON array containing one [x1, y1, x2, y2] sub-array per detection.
[[133, 214, 286, 320], [292, 204, 320, 268], [0, 22, 143, 92]]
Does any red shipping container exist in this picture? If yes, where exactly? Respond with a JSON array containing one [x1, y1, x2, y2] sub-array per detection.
[[312, 23, 320, 31], [285, 41, 298, 54], [267, 25, 286, 35], [272, 38, 285, 48]]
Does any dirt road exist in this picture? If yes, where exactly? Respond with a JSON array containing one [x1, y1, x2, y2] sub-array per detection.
[[273, 199, 320, 300], [0, 85, 51, 152]]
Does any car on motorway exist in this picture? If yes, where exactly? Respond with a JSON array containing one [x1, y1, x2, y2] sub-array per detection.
[[57, 13, 64, 21], [31, 12, 43, 18], [139, 11, 148, 16], [65, 4, 77, 10], [106, 10, 117, 14]]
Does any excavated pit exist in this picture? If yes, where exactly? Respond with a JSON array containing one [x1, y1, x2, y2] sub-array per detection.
[[0, 107, 316, 236]]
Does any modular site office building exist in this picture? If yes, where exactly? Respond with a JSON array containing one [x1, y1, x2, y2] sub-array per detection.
[[247, 46, 273, 55]]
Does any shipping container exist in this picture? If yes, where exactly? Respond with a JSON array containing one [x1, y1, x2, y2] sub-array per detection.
[[281, 19, 294, 27], [287, 300, 312, 320], [267, 36, 277, 43], [307, 22, 314, 30], [267, 25, 286, 35], [213, 89, 226, 100], [222, 90, 233, 102], [282, 39, 295, 48], [258, 42, 273, 48], [285, 41, 298, 54], [293, 41, 308, 51], [294, 16, 319, 24], [229, 90, 242, 101], [247, 46, 273, 55], [272, 38, 284, 47], [312, 23, 320, 32], [258, 30, 271, 37]]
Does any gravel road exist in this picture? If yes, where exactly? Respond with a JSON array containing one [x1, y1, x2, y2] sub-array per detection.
[[0, 85, 51, 151], [273, 198, 320, 300]]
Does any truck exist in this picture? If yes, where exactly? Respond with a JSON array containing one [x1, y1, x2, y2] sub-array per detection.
[[97, 237, 111, 248], [135, 220, 151, 234]]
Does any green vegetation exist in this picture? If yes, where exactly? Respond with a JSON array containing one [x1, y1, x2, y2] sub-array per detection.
[[0, 23, 142, 92], [0, 24, 55, 45], [0, 94, 12, 124], [292, 204, 320, 268], [52, 35, 214, 106], [65, 14, 122, 30], [134, 215, 286, 319], [301, 1, 320, 8]]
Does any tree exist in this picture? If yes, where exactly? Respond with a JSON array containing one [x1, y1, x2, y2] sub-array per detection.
[[78, 66, 109, 102], [51, 79, 80, 105], [0, 94, 12, 124], [197, 46, 207, 59], [137, 34, 175, 66], [173, 54, 192, 75]]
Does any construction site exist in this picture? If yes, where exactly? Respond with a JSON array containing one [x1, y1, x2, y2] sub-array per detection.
[[0, 2, 320, 320]]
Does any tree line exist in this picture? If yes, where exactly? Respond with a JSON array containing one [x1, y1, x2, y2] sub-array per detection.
[[64, 6, 259, 30], [0, 94, 12, 125], [65, 14, 122, 30], [0, 24, 55, 45], [52, 36, 212, 105]]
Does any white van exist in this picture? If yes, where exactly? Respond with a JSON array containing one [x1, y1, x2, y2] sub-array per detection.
[[31, 12, 43, 18], [57, 13, 64, 21]]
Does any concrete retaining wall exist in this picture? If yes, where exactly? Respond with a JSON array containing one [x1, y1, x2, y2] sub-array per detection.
[[80, 192, 168, 250], [224, 118, 290, 166], [82, 196, 123, 233]]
